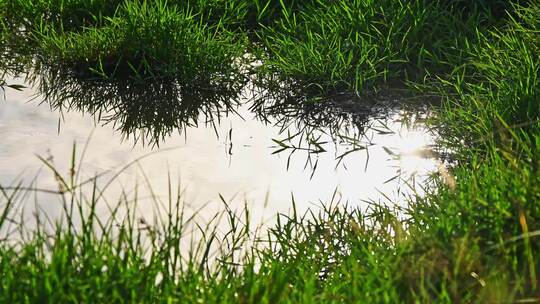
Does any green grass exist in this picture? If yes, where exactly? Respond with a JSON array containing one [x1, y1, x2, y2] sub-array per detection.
[[427, 1, 540, 156], [0, 0, 31, 87], [1, 0, 315, 81], [253, 0, 505, 97], [1, 0, 540, 302], [0, 136, 538, 302], [255, 0, 428, 95], [31, 0, 246, 82], [0, 0, 513, 92], [0, 0, 9, 85], [0, 0, 505, 89]]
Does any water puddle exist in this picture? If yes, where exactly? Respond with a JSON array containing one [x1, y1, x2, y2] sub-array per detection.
[[0, 75, 442, 230]]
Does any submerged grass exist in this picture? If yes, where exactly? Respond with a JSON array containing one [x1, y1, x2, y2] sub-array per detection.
[[1, 0, 540, 302]]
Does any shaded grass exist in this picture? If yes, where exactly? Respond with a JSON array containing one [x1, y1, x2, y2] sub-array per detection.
[[254, 0, 499, 96], [1, 0, 314, 81], [5, 0, 123, 31], [0, 0, 31, 87], [0, 0, 517, 92], [427, 0, 540, 157]]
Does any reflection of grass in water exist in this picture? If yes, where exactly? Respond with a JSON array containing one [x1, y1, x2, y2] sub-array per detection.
[[29, 65, 247, 145], [255, 87, 437, 179]]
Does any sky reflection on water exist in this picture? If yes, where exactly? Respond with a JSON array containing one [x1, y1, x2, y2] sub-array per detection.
[[0, 77, 441, 228]]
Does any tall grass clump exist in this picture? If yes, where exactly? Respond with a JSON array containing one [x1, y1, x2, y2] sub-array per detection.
[[431, 1, 540, 155], [1, 0, 125, 66], [31, 0, 246, 82], [406, 1, 540, 298], [5, 0, 123, 32], [254, 0, 492, 97], [0, 172, 250, 302]]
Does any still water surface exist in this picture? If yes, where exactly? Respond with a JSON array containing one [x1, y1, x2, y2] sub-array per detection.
[[0, 77, 440, 227]]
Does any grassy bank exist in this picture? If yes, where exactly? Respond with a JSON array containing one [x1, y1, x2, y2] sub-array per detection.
[[1, 0, 540, 302], [0, 0, 512, 88]]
